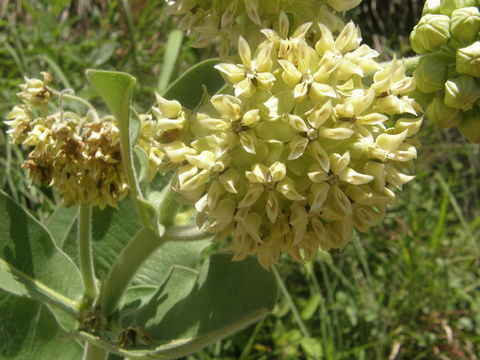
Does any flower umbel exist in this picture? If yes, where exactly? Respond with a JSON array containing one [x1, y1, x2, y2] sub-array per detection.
[[150, 18, 423, 267], [166, 0, 362, 57], [5, 75, 167, 208]]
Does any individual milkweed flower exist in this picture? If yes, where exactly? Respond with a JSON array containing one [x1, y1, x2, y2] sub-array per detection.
[[17, 72, 53, 107], [151, 19, 422, 267], [198, 94, 262, 154], [215, 37, 275, 97], [5, 106, 34, 144], [166, 0, 359, 58], [241, 162, 304, 223], [261, 13, 314, 63]]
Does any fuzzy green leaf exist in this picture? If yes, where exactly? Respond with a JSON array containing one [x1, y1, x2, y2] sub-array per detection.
[[46, 206, 78, 248], [78, 254, 277, 359], [0, 293, 83, 360], [86, 69, 136, 131], [164, 58, 225, 109], [0, 191, 82, 317]]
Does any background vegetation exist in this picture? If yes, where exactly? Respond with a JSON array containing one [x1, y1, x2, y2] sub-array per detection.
[[1, 1, 479, 359]]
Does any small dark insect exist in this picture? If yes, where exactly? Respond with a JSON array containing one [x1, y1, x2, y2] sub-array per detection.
[[159, 128, 182, 142], [79, 306, 107, 333], [117, 326, 152, 348]]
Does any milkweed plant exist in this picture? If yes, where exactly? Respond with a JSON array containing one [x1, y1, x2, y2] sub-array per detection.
[[1, 0, 479, 359]]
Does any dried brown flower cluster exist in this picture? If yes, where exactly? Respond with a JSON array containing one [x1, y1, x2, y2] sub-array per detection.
[[6, 75, 128, 208]]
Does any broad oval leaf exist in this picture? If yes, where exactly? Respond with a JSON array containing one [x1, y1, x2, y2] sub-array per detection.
[[0, 191, 82, 317], [164, 58, 225, 109], [85, 69, 136, 131], [0, 292, 83, 359], [78, 253, 277, 359]]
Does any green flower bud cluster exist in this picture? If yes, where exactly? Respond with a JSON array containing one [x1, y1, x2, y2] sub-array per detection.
[[410, 0, 480, 142], [5, 75, 160, 208], [148, 17, 423, 267], [166, 0, 362, 57]]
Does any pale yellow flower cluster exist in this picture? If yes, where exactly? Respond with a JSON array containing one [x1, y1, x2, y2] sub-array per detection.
[[151, 17, 423, 267], [6, 76, 129, 208], [137, 94, 193, 179], [166, 0, 362, 57]]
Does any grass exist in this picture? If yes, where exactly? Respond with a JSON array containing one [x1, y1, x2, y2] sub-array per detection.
[[1, 1, 480, 359]]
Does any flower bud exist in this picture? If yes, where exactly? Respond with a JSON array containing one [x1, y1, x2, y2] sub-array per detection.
[[451, 7, 480, 43], [426, 94, 463, 128], [458, 108, 480, 143], [18, 72, 53, 107], [444, 75, 480, 110], [422, 0, 442, 15], [408, 89, 435, 108], [326, 0, 362, 12], [438, 0, 478, 16], [456, 42, 480, 77], [413, 55, 449, 93], [155, 93, 183, 118], [410, 14, 451, 54]]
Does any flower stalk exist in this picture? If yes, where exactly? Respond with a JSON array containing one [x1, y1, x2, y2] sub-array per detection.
[[49, 87, 100, 121], [78, 203, 98, 302], [98, 184, 180, 316], [98, 227, 165, 316]]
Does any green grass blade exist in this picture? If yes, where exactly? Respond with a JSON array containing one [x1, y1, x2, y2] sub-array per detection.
[[3, 40, 25, 73], [436, 173, 477, 246], [158, 30, 183, 93]]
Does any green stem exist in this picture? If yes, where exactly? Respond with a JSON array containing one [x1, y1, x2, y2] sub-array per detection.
[[98, 185, 181, 316], [157, 184, 181, 227], [380, 55, 422, 75], [49, 88, 100, 120], [119, 124, 142, 204], [164, 225, 211, 242], [62, 93, 98, 115], [82, 342, 108, 360], [98, 227, 164, 316], [272, 266, 311, 339], [79, 203, 98, 302], [401, 55, 422, 75], [364, 55, 422, 85]]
